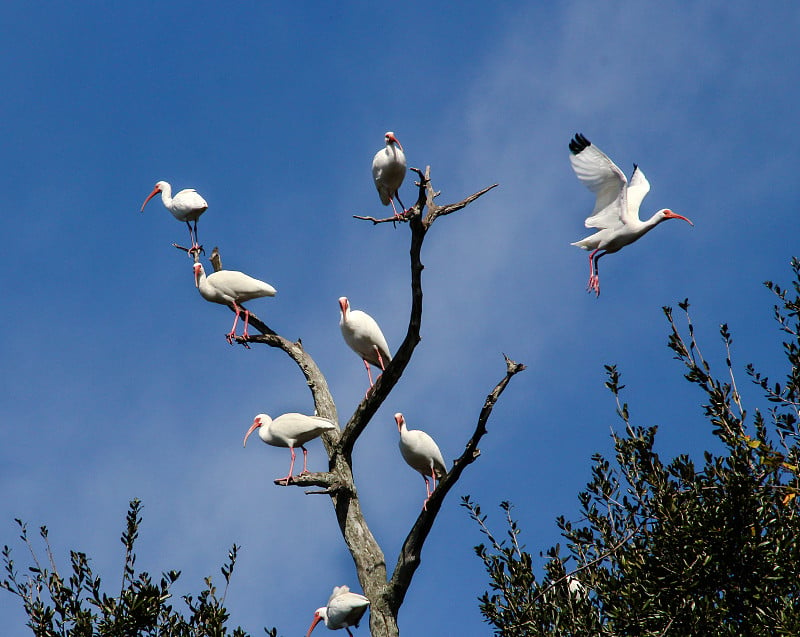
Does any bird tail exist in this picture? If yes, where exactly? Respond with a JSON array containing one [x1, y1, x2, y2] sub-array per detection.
[[571, 239, 591, 250]]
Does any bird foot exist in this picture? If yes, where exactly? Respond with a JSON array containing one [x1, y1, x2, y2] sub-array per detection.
[[276, 475, 294, 485], [226, 333, 252, 349], [586, 275, 600, 297], [237, 333, 253, 349]]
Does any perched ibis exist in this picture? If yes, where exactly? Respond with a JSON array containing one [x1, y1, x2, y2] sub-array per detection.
[[141, 180, 208, 251], [243, 413, 336, 484], [395, 413, 447, 511], [193, 262, 276, 345], [338, 297, 391, 389], [372, 131, 407, 218], [306, 585, 370, 637]]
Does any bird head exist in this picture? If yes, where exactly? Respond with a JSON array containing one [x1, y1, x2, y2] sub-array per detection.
[[384, 131, 403, 151], [338, 296, 350, 317], [193, 262, 204, 288], [305, 608, 327, 636], [660, 209, 694, 226], [243, 414, 268, 447], [394, 412, 405, 432], [140, 181, 166, 212]]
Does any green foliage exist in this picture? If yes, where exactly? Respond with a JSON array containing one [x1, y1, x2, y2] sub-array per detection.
[[1, 498, 278, 637], [468, 259, 800, 636]]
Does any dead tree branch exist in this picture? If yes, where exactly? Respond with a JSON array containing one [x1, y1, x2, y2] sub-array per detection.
[[386, 354, 526, 612], [190, 167, 502, 636]]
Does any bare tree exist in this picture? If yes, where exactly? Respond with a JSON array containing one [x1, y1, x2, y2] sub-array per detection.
[[198, 167, 523, 636]]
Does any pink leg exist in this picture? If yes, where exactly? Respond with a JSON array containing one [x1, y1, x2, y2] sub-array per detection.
[[375, 347, 387, 371], [278, 447, 297, 484], [586, 250, 601, 296], [590, 251, 605, 297], [299, 446, 310, 475], [421, 476, 433, 510], [186, 221, 198, 252], [366, 346, 386, 394], [395, 191, 407, 215], [240, 309, 252, 348], [363, 359, 375, 387], [226, 304, 242, 344]]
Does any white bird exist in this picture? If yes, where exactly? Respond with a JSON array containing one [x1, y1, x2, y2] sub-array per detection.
[[306, 585, 370, 637], [141, 180, 208, 251], [338, 297, 391, 389], [372, 131, 407, 218], [193, 262, 276, 345], [569, 133, 693, 297], [243, 413, 336, 484], [395, 413, 447, 511]]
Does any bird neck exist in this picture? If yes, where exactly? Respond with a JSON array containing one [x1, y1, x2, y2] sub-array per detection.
[[160, 189, 173, 207], [195, 268, 209, 294], [632, 211, 665, 237]]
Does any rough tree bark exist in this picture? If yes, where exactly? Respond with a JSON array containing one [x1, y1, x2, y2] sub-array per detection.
[[186, 167, 523, 636]]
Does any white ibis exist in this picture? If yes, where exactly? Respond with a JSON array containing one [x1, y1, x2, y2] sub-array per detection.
[[306, 585, 370, 637], [338, 297, 391, 388], [372, 131, 407, 218], [569, 133, 693, 296], [141, 181, 208, 251], [395, 413, 447, 511], [193, 262, 276, 345], [243, 413, 336, 484]]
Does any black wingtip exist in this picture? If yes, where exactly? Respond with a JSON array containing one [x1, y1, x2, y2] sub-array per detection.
[[569, 133, 591, 155]]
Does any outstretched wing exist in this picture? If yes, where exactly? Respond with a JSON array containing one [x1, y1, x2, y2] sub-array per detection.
[[624, 164, 651, 224], [569, 133, 627, 229]]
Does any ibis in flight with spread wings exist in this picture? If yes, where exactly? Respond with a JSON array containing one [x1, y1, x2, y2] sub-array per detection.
[[569, 133, 693, 296]]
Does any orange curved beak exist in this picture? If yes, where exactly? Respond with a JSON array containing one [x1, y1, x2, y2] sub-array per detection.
[[386, 133, 403, 151], [243, 419, 260, 447], [664, 210, 694, 226], [140, 186, 161, 212], [305, 614, 323, 636]]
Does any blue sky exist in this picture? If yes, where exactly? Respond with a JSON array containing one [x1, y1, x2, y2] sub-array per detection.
[[1, 2, 799, 634]]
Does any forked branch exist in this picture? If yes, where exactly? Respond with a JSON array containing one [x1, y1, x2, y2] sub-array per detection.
[[185, 167, 501, 636], [386, 354, 526, 611]]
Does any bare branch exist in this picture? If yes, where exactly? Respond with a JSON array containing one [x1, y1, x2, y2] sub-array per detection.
[[386, 354, 526, 611], [352, 212, 412, 225], [423, 182, 498, 227], [341, 168, 498, 458], [271, 471, 337, 489], [354, 165, 497, 230], [173, 243, 203, 262], [209, 246, 223, 272], [190, 169, 500, 636]]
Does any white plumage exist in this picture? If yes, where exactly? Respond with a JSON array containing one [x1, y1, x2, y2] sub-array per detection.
[[193, 262, 276, 344], [395, 413, 447, 510], [338, 297, 391, 388], [243, 413, 336, 484], [306, 585, 370, 636], [372, 131, 407, 217], [141, 180, 208, 250], [569, 133, 693, 296]]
